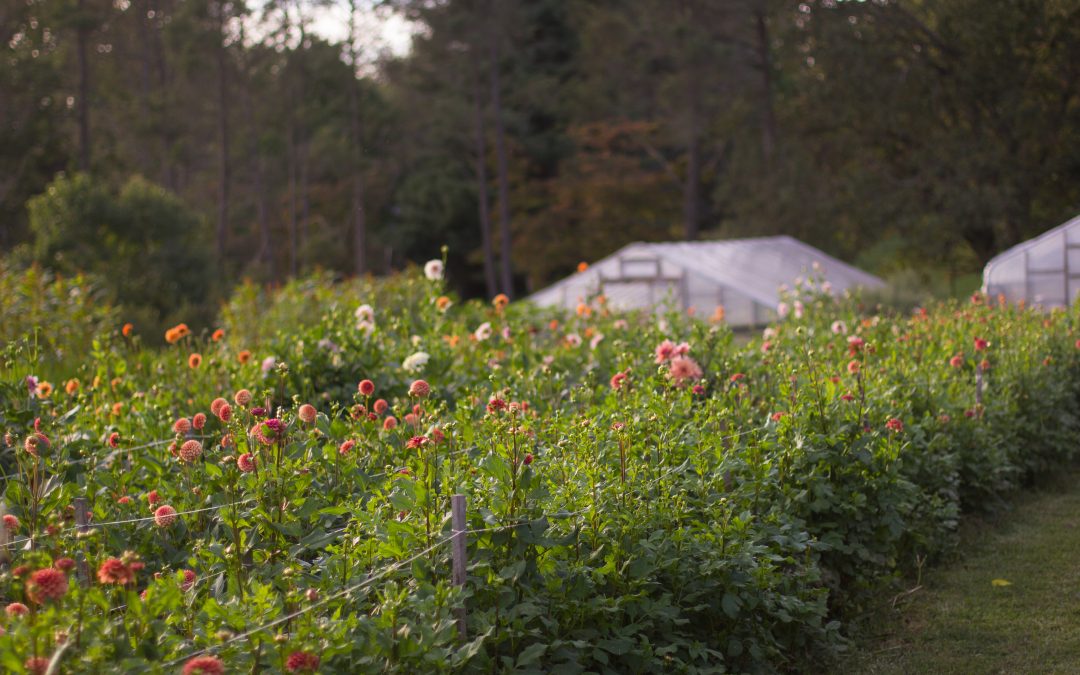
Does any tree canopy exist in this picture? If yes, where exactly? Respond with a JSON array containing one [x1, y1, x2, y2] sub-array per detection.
[[2, 0, 1078, 306]]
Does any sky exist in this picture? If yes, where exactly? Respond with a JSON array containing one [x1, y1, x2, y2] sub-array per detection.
[[243, 1, 417, 66], [310, 4, 416, 58]]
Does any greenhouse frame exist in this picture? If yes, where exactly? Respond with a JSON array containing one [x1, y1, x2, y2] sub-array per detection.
[[527, 236, 885, 328], [982, 214, 1080, 309]]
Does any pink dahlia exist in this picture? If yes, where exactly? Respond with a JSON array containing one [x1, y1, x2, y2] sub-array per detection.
[[210, 397, 228, 416], [298, 404, 317, 424], [5, 602, 30, 617], [285, 651, 320, 673], [408, 379, 431, 398], [237, 453, 256, 472], [179, 440, 203, 463], [97, 558, 134, 585], [667, 356, 703, 387], [25, 657, 50, 675], [654, 339, 676, 364], [23, 432, 50, 457], [183, 656, 225, 675], [847, 336, 866, 355], [27, 567, 68, 603], [154, 505, 178, 527]]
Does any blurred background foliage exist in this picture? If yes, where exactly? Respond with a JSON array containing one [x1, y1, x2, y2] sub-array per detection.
[[1, 0, 1078, 332]]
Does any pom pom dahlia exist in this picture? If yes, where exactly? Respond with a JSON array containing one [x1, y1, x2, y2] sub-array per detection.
[[179, 440, 203, 463], [154, 505, 178, 527], [285, 651, 320, 674], [182, 656, 225, 675], [27, 567, 68, 603]]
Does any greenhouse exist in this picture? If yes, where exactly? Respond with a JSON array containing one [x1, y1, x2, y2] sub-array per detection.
[[527, 236, 885, 328], [982, 214, 1080, 308]]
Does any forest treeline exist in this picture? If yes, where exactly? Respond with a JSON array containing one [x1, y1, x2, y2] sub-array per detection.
[[2, 0, 1079, 327]]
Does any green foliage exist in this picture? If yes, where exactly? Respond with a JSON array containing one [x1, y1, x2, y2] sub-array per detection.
[[25, 173, 218, 338], [0, 262, 119, 378], [1, 269, 1079, 672]]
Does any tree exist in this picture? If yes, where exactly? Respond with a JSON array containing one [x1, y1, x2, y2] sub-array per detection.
[[26, 174, 219, 333]]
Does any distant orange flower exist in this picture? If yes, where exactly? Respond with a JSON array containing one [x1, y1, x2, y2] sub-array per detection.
[[166, 323, 191, 344], [710, 305, 726, 323], [576, 303, 592, 318], [576, 261, 589, 273], [492, 294, 509, 312], [237, 350, 252, 364], [188, 353, 202, 369], [435, 296, 452, 312], [442, 334, 460, 347], [122, 323, 134, 337], [211, 329, 225, 342], [36, 381, 53, 398], [64, 379, 80, 395], [548, 319, 559, 330], [110, 402, 124, 416]]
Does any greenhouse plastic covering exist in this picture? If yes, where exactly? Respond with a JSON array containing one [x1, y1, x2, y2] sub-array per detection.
[[528, 236, 885, 328], [983, 214, 1080, 309]]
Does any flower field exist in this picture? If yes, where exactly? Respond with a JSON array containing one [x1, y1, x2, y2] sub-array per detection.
[[2, 265, 1079, 673]]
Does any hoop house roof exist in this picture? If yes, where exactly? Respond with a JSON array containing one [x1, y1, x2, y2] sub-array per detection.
[[528, 236, 885, 327], [982, 214, 1080, 309]]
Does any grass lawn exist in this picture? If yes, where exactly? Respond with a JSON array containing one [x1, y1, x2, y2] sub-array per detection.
[[845, 471, 1080, 674]]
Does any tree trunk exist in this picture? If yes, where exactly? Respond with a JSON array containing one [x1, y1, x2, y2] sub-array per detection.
[[215, 0, 230, 271], [755, 2, 777, 161], [472, 62, 498, 298], [256, 153, 273, 279], [347, 0, 366, 277], [76, 0, 91, 171], [152, 0, 175, 190], [135, 0, 153, 173], [300, 141, 310, 263], [489, 38, 514, 298], [288, 124, 298, 277], [683, 132, 702, 240]]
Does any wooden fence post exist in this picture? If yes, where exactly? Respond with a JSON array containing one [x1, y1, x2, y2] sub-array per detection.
[[74, 497, 91, 586], [451, 494, 467, 641]]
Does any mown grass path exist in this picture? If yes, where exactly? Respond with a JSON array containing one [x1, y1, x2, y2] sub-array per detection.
[[847, 471, 1080, 674]]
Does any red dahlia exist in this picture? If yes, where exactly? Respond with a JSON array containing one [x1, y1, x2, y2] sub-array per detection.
[[285, 651, 320, 673], [182, 656, 225, 675]]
